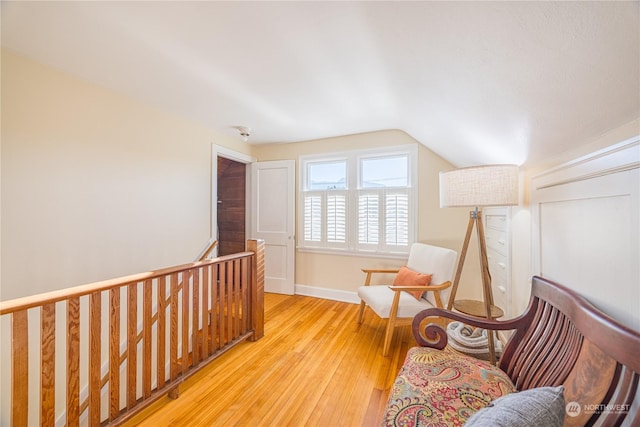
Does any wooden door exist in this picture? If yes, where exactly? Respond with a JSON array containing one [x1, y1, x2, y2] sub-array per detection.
[[217, 157, 246, 256]]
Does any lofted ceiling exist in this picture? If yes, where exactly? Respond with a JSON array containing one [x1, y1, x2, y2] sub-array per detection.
[[1, 1, 638, 167]]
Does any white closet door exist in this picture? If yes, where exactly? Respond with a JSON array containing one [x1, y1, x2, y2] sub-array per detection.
[[251, 160, 295, 295]]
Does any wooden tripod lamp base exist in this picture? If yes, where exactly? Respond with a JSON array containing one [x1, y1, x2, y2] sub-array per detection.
[[446, 209, 502, 364]]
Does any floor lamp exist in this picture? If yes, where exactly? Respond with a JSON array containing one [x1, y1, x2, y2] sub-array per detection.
[[439, 164, 519, 364]]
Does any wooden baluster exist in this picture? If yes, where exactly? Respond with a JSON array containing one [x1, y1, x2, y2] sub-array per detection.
[[192, 269, 200, 366], [170, 273, 179, 381], [228, 261, 234, 340], [226, 261, 233, 343], [143, 279, 152, 398], [240, 258, 248, 335], [219, 262, 227, 346], [109, 288, 121, 420], [12, 310, 29, 426], [182, 271, 190, 374], [211, 264, 219, 353], [89, 293, 101, 425], [157, 276, 167, 389], [67, 297, 80, 427], [234, 259, 241, 339], [202, 265, 210, 358], [41, 303, 56, 425], [127, 284, 137, 409]]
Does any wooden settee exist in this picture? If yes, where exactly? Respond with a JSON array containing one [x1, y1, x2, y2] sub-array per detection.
[[382, 276, 640, 426]]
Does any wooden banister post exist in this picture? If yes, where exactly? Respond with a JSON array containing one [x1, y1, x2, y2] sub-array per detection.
[[247, 239, 265, 341]]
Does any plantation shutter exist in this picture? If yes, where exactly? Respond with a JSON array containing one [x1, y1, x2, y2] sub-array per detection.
[[326, 193, 346, 243], [385, 191, 410, 246], [303, 193, 322, 242], [358, 192, 379, 247]]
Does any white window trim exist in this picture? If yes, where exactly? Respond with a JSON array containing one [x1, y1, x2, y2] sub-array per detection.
[[298, 144, 418, 257]]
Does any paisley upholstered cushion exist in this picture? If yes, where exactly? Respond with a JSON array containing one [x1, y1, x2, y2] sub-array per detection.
[[382, 346, 516, 427]]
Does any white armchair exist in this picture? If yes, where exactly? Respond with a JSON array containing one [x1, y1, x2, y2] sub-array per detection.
[[357, 243, 458, 356]]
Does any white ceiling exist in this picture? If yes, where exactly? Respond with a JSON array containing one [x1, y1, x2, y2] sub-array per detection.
[[2, 1, 638, 167]]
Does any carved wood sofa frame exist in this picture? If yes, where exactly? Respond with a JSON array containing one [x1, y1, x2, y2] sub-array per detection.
[[412, 276, 640, 426]]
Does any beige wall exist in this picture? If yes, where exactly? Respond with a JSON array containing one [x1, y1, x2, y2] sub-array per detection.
[[0, 49, 251, 301], [252, 130, 483, 300]]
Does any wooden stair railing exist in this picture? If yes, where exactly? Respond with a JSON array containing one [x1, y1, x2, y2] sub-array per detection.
[[0, 239, 264, 426], [195, 238, 219, 262]]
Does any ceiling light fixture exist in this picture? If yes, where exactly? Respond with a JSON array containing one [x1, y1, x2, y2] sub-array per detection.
[[234, 126, 252, 142]]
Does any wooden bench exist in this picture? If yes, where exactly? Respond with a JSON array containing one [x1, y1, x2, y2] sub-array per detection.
[[382, 276, 640, 426]]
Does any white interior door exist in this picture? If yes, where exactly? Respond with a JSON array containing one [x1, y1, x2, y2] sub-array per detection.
[[251, 160, 295, 295]]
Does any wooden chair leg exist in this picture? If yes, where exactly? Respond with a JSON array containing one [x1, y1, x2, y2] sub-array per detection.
[[358, 272, 373, 325], [382, 291, 402, 356], [383, 318, 396, 357], [358, 301, 367, 324]]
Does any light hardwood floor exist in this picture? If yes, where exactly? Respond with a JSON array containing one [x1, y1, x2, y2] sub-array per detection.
[[125, 293, 417, 426]]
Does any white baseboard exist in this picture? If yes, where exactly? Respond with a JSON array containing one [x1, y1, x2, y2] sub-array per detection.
[[294, 284, 360, 305]]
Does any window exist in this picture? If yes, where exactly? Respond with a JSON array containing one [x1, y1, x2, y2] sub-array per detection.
[[308, 161, 346, 190], [299, 145, 417, 256]]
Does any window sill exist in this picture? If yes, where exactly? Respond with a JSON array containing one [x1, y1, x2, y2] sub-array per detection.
[[296, 247, 408, 260]]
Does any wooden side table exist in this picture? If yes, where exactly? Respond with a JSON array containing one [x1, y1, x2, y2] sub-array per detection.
[[453, 299, 503, 319], [453, 299, 503, 364]]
